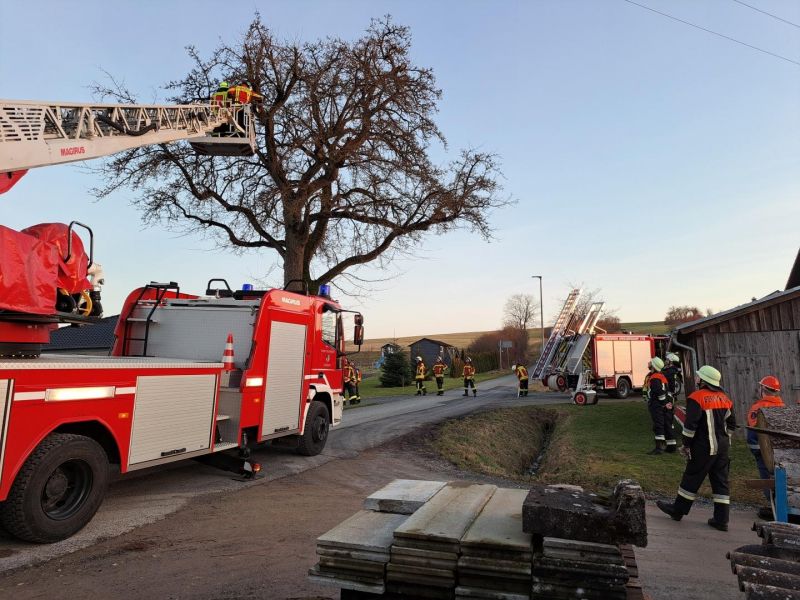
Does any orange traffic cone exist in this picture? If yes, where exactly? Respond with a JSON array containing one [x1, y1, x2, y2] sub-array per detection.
[[222, 333, 235, 371]]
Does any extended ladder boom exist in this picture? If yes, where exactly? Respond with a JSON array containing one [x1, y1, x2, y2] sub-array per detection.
[[531, 288, 581, 379], [0, 100, 252, 174]]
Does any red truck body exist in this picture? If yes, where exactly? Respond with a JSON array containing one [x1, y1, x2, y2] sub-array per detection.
[[0, 283, 354, 542]]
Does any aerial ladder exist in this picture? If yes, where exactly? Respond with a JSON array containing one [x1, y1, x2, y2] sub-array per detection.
[[0, 99, 256, 193], [531, 288, 581, 383], [0, 97, 258, 355]]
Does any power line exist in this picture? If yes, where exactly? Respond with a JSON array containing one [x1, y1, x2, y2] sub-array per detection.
[[731, 0, 800, 29], [621, 0, 800, 67]]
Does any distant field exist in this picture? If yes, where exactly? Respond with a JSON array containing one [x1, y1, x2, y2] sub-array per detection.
[[353, 321, 669, 353]]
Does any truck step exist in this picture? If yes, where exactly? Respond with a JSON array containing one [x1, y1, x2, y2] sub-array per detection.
[[214, 442, 238, 452], [216, 414, 231, 421]]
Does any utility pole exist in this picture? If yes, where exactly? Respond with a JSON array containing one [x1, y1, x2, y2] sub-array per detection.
[[532, 275, 544, 357]]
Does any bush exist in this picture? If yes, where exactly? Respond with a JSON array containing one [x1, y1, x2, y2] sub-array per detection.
[[380, 349, 413, 387]]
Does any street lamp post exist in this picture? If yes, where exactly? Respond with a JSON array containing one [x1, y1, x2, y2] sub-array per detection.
[[532, 275, 544, 355]]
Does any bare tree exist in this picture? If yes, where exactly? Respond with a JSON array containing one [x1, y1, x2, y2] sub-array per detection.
[[91, 16, 508, 293], [503, 294, 538, 331], [553, 283, 619, 328]]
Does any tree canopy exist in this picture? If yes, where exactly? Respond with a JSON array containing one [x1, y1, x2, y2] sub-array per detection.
[[93, 16, 507, 294]]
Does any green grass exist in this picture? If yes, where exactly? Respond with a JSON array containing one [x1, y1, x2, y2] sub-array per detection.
[[434, 401, 762, 504]]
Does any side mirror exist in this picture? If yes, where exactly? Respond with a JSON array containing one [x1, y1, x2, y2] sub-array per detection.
[[354, 324, 364, 346]]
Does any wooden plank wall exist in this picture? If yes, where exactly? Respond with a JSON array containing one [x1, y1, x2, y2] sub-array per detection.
[[693, 331, 800, 426], [702, 297, 800, 334]]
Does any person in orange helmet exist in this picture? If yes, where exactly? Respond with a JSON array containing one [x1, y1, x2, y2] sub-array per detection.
[[747, 375, 784, 519]]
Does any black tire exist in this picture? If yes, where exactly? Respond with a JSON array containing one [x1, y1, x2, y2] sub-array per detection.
[[297, 401, 330, 457], [674, 376, 683, 396], [574, 392, 587, 405], [0, 433, 109, 543], [615, 378, 631, 399]]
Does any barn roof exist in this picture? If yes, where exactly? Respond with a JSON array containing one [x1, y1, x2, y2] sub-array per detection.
[[44, 315, 118, 351], [407, 337, 456, 348], [673, 286, 800, 335]]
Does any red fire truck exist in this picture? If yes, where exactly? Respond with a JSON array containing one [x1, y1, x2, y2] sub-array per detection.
[[0, 100, 363, 542]]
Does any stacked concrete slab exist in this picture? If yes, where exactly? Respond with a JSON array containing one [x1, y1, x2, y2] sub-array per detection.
[[364, 479, 447, 514], [455, 488, 532, 600], [387, 482, 496, 599], [309, 509, 409, 594], [531, 537, 629, 599]]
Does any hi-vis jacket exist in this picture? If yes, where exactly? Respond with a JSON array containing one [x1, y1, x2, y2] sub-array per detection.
[[746, 394, 784, 450], [463, 364, 475, 379], [415, 362, 426, 380], [647, 372, 668, 403], [432, 362, 447, 377], [682, 389, 736, 456], [515, 365, 529, 381], [343, 364, 356, 383]]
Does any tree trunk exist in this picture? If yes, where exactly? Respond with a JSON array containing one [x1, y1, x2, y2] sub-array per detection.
[[283, 227, 308, 293]]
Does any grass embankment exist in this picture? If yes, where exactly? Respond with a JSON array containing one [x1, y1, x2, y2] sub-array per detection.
[[434, 402, 762, 504]]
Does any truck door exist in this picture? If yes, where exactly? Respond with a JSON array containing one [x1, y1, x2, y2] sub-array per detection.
[[261, 320, 307, 438]]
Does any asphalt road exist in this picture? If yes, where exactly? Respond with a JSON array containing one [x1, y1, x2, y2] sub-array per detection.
[[0, 372, 565, 572]]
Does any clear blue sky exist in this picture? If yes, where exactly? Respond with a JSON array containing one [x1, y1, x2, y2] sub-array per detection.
[[1, 1, 798, 338]]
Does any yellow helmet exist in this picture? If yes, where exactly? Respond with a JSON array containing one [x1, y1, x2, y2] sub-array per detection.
[[697, 365, 722, 387], [649, 357, 665, 372], [219, 81, 230, 89]]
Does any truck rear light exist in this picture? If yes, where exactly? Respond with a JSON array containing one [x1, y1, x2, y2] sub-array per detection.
[[45, 386, 116, 401], [245, 377, 263, 387]]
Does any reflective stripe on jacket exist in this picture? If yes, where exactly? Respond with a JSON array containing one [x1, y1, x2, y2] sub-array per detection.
[[683, 389, 736, 456], [416, 363, 426, 379], [433, 363, 447, 377], [463, 365, 475, 379], [516, 365, 529, 380]]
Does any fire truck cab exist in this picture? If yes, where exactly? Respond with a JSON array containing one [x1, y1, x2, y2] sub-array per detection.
[[0, 280, 362, 543]]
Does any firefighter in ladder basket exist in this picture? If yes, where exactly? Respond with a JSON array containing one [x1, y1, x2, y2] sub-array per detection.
[[432, 356, 447, 396], [657, 365, 736, 531], [415, 356, 427, 396], [646, 357, 676, 455], [463, 357, 477, 397]]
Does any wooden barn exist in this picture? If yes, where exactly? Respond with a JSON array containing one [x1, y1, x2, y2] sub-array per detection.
[[408, 338, 457, 368], [673, 285, 800, 421]]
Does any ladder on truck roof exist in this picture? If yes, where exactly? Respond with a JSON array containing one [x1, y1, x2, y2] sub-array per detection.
[[531, 288, 581, 379], [562, 301, 605, 375], [0, 99, 256, 176]]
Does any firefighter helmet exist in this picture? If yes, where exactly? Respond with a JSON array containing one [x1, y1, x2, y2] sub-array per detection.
[[218, 81, 230, 89], [466, 357, 472, 363], [416, 356, 422, 362], [697, 365, 722, 388], [666, 352, 679, 364], [649, 357, 665, 372], [760, 375, 781, 392]]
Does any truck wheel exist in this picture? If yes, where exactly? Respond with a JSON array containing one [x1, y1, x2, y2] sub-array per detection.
[[574, 392, 588, 405], [297, 401, 330, 457], [615, 378, 631, 399], [0, 433, 109, 543]]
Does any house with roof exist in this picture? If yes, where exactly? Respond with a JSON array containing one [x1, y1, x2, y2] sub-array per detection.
[[408, 337, 458, 368]]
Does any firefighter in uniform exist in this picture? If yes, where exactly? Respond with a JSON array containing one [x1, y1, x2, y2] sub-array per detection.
[[227, 82, 262, 130], [463, 357, 477, 397], [415, 356, 427, 396], [354, 365, 363, 403], [662, 353, 681, 397], [432, 356, 447, 396], [514, 363, 529, 397], [342, 358, 359, 405], [747, 375, 784, 518], [657, 365, 736, 531], [211, 81, 230, 106], [646, 357, 676, 454]]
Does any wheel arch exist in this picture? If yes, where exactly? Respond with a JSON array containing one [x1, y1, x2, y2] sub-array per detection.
[[53, 420, 121, 466], [308, 387, 333, 424]]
